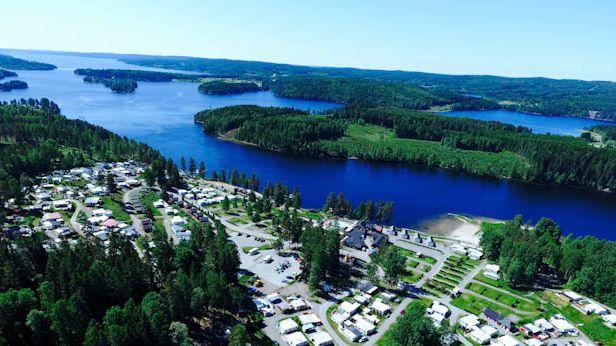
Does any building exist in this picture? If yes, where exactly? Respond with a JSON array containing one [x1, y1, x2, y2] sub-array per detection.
[[520, 323, 541, 337], [550, 317, 577, 336], [340, 325, 362, 342], [310, 331, 333, 346], [284, 331, 308, 346], [451, 244, 467, 255], [483, 308, 514, 331], [525, 339, 544, 346], [495, 335, 521, 346], [533, 318, 554, 333], [339, 301, 361, 316], [468, 248, 483, 260], [480, 324, 498, 337], [289, 298, 308, 311], [469, 326, 491, 345], [298, 313, 321, 326], [370, 299, 392, 315], [357, 281, 378, 295], [426, 235, 436, 247], [459, 314, 480, 330], [353, 316, 376, 335], [484, 264, 500, 280], [602, 314, 616, 326], [582, 303, 608, 315], [279, 319, 299, 335], [562, 291, 583, 303]]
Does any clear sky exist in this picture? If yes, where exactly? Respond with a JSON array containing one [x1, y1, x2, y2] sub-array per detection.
[[3, 0, 616, 80]]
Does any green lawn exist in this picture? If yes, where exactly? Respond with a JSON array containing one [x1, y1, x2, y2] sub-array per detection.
[[450, 293, 518, 318], [139, 191, 162, 216], [103, 196, 132, 223], [395, 246, 437, 265], [466, 282, 538, 312]]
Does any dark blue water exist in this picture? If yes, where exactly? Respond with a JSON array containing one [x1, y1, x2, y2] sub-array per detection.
[[438, 109, 612, 136], [2, 50, 616, 240]]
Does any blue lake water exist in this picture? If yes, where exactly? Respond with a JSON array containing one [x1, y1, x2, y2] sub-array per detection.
[[2, 50, 616, 240], [438, 109, 612, 136]]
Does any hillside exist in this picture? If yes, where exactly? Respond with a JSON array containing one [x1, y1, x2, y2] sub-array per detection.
[[0, 53, 56, 70]]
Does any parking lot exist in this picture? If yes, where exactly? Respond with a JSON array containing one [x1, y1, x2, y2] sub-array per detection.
[[230, 232, 301, 288]]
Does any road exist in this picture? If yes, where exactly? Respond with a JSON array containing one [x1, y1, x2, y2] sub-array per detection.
[[69, 199, 90, 235], [122, 187, 146, 235]]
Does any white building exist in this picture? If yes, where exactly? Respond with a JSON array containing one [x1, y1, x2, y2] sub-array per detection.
[[582, 303, 608, 315], [339, 301, 361, 316], [484, 264, 500, 280], [298, 313, 321, 326], [279, 319, 299, 335], [495, 335, 521, 346], [284, 331, 308, 346], [469, 326, 490, 345], [459, 314, 480, 330], [352, 316, 376, 335], [550, 317, 578, 336], [370, 299, 392, 315], [310, 331, 333, 346], [602, 314, 616, 326], [468, 248, 483, 260], [480, 324, 498, 337]]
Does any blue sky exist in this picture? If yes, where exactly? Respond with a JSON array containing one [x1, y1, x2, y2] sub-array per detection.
[[3, 0, 616, 80]]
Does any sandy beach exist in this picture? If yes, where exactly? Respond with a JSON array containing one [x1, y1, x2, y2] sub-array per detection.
[[416, 214, 500, 247]]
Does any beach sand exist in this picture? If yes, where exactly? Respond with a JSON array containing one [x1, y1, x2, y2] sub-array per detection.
[[416, 214, 494, 247]]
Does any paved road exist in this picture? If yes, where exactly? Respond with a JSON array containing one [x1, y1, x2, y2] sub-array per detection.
[[68, 199, 90, 235], [122, 187, 146, 235]]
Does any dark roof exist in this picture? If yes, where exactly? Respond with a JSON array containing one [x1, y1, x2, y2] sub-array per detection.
[[357, 281, 376, 293], [372, 232, 389, 247], [346, 325, 362, 337], [483, 308, 503, 321], [344, 228, 365, 249]]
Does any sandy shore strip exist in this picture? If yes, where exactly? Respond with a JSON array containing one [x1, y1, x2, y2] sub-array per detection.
[[416, 213, 502, 247]]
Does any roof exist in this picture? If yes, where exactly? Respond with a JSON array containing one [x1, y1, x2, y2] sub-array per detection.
[[43, 212, 62, 221], [310, 331, 333, 345], [344, 228, 365, 249], [480, 324, 498, 336], [371, 300, 391, 312], [551, 318, 575, 332], [101, 218, 119, 228], [354, 316, 375, 332], [459, 314, 480, 327], [298, 313, 321, 325], [372, 232, 389, 247], [469, 327, 490, 343], [497, 335, 520, 346], [483, 307, 504, 321], [279, 319, 299, 333], [563, 291, 583, 300], [485, 264, 500, 273], [340, 301, 360, 314], [284, 331, 307, 346]]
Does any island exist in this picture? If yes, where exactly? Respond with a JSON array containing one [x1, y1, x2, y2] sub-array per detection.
[[0, 80, 28, 92], [195, 105, 616, 193], [0, 53, 57, 70], [198, 80, 262, 95], [83, 76, 137, 93], [0, 68, 18, 79], [74, 68, 204, 92], [122, 54, 616, 120]]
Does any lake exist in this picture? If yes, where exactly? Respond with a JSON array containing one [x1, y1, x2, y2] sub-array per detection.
[[2, 50, 616, 240], [438, 109, 613, 136]]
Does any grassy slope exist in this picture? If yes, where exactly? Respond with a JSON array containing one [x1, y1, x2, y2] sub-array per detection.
[[318, 124, 527, 178]]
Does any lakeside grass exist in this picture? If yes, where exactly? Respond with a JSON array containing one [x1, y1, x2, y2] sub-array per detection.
[[466, 282, 538, 312], [450, 293, 518, 318]]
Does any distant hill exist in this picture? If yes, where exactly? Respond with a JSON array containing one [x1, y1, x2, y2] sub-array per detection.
[[0, 54, 56, 70]]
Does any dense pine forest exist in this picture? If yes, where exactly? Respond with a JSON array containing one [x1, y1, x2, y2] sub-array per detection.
[[0, 80, 28, 92], [83, 76, 138, 93], [0, 99, 182, 219], [198, 80, 262, 95], [120, 54, 616, 119], [0, 100, 259, 345], [0, 54, 57, 70], [481, 217, 616, 309], [195, 105, 616, 192], [0, 69, 18, 79]]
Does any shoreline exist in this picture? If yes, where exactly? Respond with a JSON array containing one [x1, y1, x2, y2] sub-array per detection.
[[415, 213, 504, 247]]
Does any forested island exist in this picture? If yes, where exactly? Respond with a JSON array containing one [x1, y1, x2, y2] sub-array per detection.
[[195, 105, 616, 192], [0, 69, 18, 79], [0, 80, 28, 92], [74, 68, 204, 93], [83, 76, 138, 93], [120, 54, 616, 119], [74, 68, 202, 82], [198, 80, 262, 95], [0, 53, 57, 70]]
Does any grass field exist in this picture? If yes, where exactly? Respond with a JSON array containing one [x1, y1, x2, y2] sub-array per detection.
[[450, 293, 517, 318], [466, 282, 538, 312], [102, 196, 132, 223]]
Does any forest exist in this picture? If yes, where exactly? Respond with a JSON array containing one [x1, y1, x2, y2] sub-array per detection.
[[198, 80, 262, 95], [74, 69, 202, 82], [0, 80, 28, 92], [0, 69, 18, 79], [120, 54, 616, 119], [0, 99, 182, 221], [0, 100, 260, 345], [480, 217, 616, 309], [0, 54, 57, 70], [195, 105, 616, 192], [591, 124, 616, 142], [83, 76, 138, 93]]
